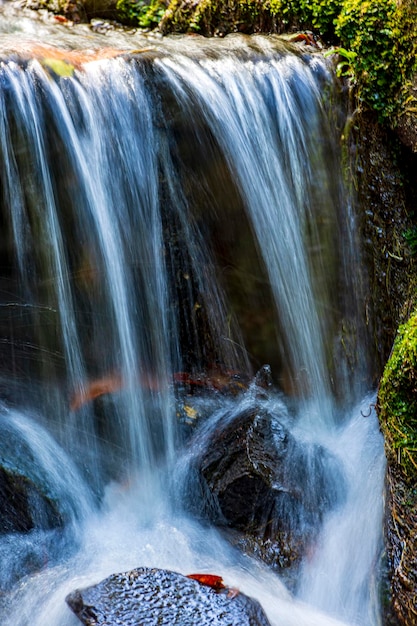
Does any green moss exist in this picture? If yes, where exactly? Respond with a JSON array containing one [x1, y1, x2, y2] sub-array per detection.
[[335, 0, 417, 122], [116, 0, 166, 28], [281, 0, 342, 39], [159, 0, 417, 127], [378, 310, 417, 483], [161, 0, 280, 35]]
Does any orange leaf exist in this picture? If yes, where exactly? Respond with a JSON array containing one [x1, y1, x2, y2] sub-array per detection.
[[70, 374, 123, 411], [186, 574, 226, 590]]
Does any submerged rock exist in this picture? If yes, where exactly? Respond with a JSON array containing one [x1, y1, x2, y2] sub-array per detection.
[[0, 466, 63, 534], [185, 403, 345, 579], [0, 410, 86, 590], [0, 421, 64, 534], [66, 566, 271, 625]]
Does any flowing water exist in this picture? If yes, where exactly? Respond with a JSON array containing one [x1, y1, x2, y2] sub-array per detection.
[[0, 7, 385, 626]]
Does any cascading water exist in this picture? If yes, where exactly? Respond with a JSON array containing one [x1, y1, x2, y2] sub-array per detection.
[[0, 18, 385, 626]]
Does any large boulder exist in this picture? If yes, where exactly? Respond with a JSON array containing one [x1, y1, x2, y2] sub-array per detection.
[[184, 402, 345, 580], [66, 566, 271, 625]]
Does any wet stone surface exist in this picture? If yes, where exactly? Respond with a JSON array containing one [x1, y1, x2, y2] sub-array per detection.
[[66, 566, 272, 625], [185, 403, 345, 581], [0, 421, 64, 534]]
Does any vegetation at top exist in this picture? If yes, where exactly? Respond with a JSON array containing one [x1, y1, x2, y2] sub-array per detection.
[[113, 0, 417, 126], [334, 0, 417, 122], [116, 0, 165, 29]]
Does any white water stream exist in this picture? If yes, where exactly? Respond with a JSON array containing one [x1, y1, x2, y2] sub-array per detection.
[[0, 8, 386, 625], [0, 396, 384, 626]]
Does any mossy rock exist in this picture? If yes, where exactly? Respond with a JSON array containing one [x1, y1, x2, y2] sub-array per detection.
[[159, 0, 289, 37], [378, 309, 417, 483]]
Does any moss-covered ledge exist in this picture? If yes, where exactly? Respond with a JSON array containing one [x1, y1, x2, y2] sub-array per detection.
[[378, 312, 417, 479], [377, 311, 417, 625]]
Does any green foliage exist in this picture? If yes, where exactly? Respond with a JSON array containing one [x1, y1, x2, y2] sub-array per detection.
[[116, 0, 166, 28], [160, 0, 417, 126], [324, 46, 356, 78], [291, 0, 342, 38], [188, 0, 226, 33], [249, 0, 342, 37], [378, 310, 417, 483], [335, 0, 417, 121], [163, 0, 279, 35]]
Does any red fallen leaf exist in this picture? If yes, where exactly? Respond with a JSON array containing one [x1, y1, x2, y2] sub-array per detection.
[[70, 367, 248, 411], [187, 574, 240, 598], [70, 374, 124, 411], [69, 371, 164, 411], [54, 15, 69, 23], [289, 32, 318, 47], [186, 574, 226, 591]]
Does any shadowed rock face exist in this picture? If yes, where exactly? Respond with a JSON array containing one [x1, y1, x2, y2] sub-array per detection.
[[66, 566, 271, 626]]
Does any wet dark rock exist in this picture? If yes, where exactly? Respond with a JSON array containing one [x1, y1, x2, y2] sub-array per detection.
[[66, 566, 271, 625], [0, 422, 63, 534], [185, 404, 345, 578], [354, 111, 417, 383], [0, 466, 62, 533], [0, 415, 79, 591], [377, 315, 417, 626], [23, 0, 117, 23]]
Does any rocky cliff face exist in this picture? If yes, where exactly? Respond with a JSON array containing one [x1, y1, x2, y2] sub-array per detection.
[[355, 106, 417, 625], [353, 110, 417, 379]]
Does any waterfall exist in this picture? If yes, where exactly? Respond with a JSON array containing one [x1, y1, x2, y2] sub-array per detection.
[[158, 49, 347, 428], [0, 34, 384, 626]]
